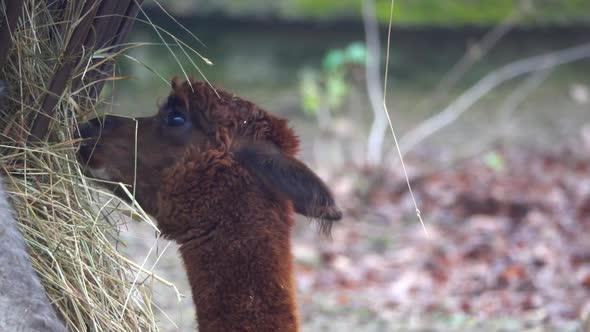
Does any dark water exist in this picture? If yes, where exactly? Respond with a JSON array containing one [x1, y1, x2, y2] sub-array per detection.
[[111, 16, 590, 162]]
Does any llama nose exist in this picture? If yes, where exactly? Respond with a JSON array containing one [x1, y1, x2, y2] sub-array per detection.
[[77, 142, 94, 162], [77, 115, 120, 139], [89, 115, 120, 131], [76, 120, 101, 163], [77, 121, 97, 140]]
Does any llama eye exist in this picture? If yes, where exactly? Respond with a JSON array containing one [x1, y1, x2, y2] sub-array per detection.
[[165, 111, 186, 127]]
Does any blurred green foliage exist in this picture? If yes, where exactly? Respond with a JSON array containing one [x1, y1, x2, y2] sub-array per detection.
[[300, 42, 367, 117], [483, 151, 506, 172], [149, 0, 590, 25]]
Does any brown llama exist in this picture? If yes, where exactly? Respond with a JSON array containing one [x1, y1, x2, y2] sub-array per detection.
[[77, 79, 342, 331]]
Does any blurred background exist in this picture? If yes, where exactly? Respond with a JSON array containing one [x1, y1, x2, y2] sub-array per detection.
[[109, 1, 590, 331]]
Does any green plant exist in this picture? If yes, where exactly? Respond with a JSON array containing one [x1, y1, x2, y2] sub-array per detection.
[[299, 42, 367, 117]]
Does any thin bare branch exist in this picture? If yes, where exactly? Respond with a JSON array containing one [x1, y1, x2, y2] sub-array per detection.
[[362, 0, 388, 165], [399, 43, 590, 155]]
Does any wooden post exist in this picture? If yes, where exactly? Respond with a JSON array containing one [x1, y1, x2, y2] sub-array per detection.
[[27, 0, 144, 143], [27, 0, 101, 142], [0, 0, 25, 70]]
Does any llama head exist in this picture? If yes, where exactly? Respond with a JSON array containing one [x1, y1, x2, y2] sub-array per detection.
[[78, 79, 342, 233]]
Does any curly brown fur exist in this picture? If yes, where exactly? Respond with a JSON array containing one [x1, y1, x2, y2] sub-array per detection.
[[158, 146, 299, 331], [170, 78, 300, 157], [77, 79, 342, 331]]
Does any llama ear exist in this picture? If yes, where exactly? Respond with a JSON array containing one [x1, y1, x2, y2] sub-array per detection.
[[235, 143, 342, 235]]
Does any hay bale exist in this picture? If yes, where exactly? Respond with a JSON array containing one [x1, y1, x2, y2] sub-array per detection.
[[0, 174, 68, 332], [0, 1, 161, 331]]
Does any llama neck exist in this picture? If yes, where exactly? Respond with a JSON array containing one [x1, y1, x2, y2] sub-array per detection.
[[177, 208, 299, 332]]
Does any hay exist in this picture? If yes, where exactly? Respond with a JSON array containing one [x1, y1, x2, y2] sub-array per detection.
[[0, 1, 165, 331]]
